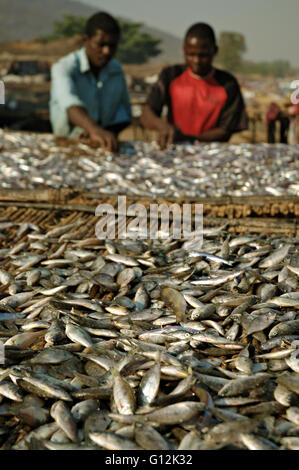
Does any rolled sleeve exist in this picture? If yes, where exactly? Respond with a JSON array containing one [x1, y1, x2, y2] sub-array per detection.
[[51, 62, 85, 111]]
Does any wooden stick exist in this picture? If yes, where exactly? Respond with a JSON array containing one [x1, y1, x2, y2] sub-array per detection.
[[0, 188, 298, 206], [0, 188, 77, 204]]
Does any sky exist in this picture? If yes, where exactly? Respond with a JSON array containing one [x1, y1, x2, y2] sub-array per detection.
[[80, 0, 299, 67]]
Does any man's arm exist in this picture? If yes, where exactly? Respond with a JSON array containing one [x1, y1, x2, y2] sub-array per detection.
[[141, 88, 230, 148], [51, 61, 117, 152], [140, 67, 181, 149], [175, 127, 231, 143], [141, 106, 230, 146], [141, 105, 177, 149], [140, 104, 165, 131], [67, 105, 118, 151]]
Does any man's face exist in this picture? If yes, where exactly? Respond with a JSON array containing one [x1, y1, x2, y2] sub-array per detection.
[[184, 36, 217, 77], [84, 29, 119, 69]]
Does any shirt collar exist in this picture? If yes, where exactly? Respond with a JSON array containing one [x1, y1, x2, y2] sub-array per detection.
[[79, 47, 90, 73], [187, 66, 215, 81], [78, 47, 121, 76]]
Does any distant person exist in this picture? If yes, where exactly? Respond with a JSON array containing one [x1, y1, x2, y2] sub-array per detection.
[[140, 23, 248, 149], [266, 102, 289, 144], [50, 12, 132, 152], [288, 103, 299, 145]]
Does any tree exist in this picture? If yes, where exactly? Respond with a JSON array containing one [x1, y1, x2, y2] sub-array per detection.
[[216, 32, 247, 72], [116, 20, 161, 64], [39, 15, 86, 42], [38, 15, 162, 64]]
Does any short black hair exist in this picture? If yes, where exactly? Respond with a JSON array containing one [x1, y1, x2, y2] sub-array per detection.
[[184, 23, 216, 46], [85, 12, 120, 38]]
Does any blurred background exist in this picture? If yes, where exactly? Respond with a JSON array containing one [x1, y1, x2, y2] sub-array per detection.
[[0, 0, 298, 143]]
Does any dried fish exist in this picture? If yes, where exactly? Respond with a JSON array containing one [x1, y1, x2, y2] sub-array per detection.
[[50, 400, 79, 442], [0, 207, 297, 451], [0, 132, 298, 197], [90, 431, 141, 450]]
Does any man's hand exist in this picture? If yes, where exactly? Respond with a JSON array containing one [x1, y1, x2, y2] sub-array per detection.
[[89, 126, 118, 152], [140, 105, 177, 150], [67, 106, 118, 152], [157, 122, 176, 150]]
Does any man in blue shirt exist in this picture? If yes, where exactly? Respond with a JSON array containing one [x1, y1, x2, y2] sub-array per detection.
[[50, 12, 132, 152]]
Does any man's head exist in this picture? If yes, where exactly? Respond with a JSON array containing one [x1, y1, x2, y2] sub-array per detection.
[[83, 12, 120, 69], [184, 23, 218, 77]]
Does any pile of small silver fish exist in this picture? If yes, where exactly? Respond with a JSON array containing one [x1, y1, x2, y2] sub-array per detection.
[[0, 216, 298, 450], [0, 130, 298, 197]]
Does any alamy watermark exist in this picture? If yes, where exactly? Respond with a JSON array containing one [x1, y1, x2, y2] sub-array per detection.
[[290, 340, 299, 366], [0, 81, 5, 105], [0, 340, 4, 365], [95, 196, 203, 247], [290, 80, 299, 105]]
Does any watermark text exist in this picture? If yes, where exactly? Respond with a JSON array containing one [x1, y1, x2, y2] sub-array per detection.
[[0, 81, 5, 105], [290, 80, 299, 105], [0, 340, 4, 365], [95, 196, 203, 248]]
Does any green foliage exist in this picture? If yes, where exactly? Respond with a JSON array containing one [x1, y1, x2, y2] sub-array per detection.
[[39, 15, 86, 42], [216, 32, 247, 72], [37, 14, 162, 64], [215, 31, 293, 77], [116, 20, 161, 64]]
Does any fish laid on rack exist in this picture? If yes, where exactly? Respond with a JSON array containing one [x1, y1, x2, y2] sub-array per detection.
[[0, 130, 298, 198], [0, 215, 298, 450]]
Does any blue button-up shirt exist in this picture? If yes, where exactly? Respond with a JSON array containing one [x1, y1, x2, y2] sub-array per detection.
[[50, 47, 132, 136]]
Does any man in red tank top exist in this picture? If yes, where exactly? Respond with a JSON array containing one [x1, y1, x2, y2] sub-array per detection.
[[141, 23, 248, 149]]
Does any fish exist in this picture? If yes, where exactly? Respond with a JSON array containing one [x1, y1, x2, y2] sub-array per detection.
[[259, 245, 292, 268], [0, 270, 14, 286], [138, 361, 160, 406], [89, 431, 141, 450], [50, 400, 79, 442], [0, 381, 23, 402], [65, 323, 95, 349], [134, 422, 171, 450], [0, 292, 35, 309], [191, 270, 244, 286], [218, 373, 270, 397], [0, 207, 297, 450], [15, 376, 73, 402], [112, 367, 136, 416], [240, 433, 278, 450], [71, 399, 99, 423], [143, 401, 205, 425], [161, 287, 186, 322], [0, 132, 298, 197], [188, 251, 232, 266]]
